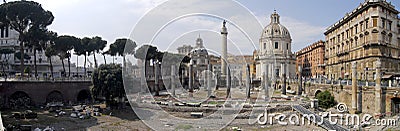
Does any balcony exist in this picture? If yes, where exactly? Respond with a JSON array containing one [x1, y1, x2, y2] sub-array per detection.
[[363, 40, 388, 48], [336, 51, 349, 57]]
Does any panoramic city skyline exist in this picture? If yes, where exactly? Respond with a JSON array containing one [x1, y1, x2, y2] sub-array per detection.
[[6, 0, 399, 66]]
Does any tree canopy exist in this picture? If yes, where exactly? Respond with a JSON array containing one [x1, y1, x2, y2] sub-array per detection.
[[92, 64, 124, 108], [0, 1, 54, 73]]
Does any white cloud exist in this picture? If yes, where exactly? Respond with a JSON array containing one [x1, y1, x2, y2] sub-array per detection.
[[281, 17, 325, 52], [8, 0, 325, 66]]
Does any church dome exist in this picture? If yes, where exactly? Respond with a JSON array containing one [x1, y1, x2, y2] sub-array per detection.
[[190, 36, 208, 56], [261, 11, 291, 39]]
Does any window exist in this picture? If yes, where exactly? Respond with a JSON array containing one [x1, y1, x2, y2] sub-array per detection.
[[382, 19, 385, 28], [0, 27, 3, 38], [5, 26, 8, 38], [365, 19, 369, 29], [388, 21, 392, 30], [355, 25, 358, 34], [286, 43, 289, 50], [275, 42, 278, 49], [372, 18, 377, 27], [264, 43, 266, 49]]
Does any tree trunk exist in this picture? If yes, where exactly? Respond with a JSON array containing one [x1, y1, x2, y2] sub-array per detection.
[[68, 55, 71, 78], [84, 54, 87, 77], [33, 45, 38, 79], [19, 41, 25, 76], [123, 56, 126, 72], [93, 52, 98, 68], [112, 56, 115, 64], [76, 55, 79, 76], [1, 54, 5, 81], [103, 54, 106, 65], [61, 57, 65, 77], [49, 56, 53, 80]]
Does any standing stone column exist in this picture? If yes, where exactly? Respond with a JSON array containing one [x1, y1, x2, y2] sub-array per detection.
[[298, 66, 302, 96], [154, 63, 160, 96], [189, 64, 193, 97], [282, 73, 287, 95], [264, 64, 269, 101], [226, 67, 231, 98], [357, 86, 362, 113], [375, 60, 383, 114], [351, 62, 357, 111], [238, 72, 242, 89], [221, 20, 228, 77], [246, 64, 251, 99], [140, 65, 146, 93], [207, 64, 212, 97], [171, 65, 176, 97]]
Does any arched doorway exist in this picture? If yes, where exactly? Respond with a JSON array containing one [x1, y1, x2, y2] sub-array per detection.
[[391, 97, 400, 115], [9, 91, 32, 109], [46, 91, 64, 103], [77, 90, 92, 104]]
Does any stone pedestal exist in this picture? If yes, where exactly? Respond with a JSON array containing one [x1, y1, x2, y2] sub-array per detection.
[[311, 99, 318, 109]]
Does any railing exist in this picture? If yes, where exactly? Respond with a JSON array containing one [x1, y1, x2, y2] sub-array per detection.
[[0, 76, 92, 82]]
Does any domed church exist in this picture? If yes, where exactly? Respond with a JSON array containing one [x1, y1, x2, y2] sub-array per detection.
[[255, 11, 296, 79], [190, 35, 209, 81]]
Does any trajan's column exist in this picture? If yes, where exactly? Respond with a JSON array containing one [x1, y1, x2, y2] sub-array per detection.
[[221, 20, 228, 77]]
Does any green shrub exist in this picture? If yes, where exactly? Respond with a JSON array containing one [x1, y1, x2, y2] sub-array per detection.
[[316, 90, 336, 109]]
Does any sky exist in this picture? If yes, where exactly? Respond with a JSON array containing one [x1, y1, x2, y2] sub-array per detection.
[[6, 0, 399, 66]]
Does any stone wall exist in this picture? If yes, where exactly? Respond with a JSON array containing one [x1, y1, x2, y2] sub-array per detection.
[[0, 81, 92, 107]]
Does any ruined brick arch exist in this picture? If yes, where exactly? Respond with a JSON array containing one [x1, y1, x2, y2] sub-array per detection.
[[77, 89, 92, 103], [9, 91, 32, 108], [314, 89, 322, 97], [46, 90, 64, 103]]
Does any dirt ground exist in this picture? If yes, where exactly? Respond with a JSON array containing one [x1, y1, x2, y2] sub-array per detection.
[[1, 107, 325, 131]]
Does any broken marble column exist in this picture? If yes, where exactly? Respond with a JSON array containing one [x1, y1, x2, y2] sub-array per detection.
[[189, 64, 193, 97], [352, 62, 357, 111], [246, 64, 251, 99], [226, 66, 231, 98], [171, 65, 176, 97], [207, 64, 212, 97]]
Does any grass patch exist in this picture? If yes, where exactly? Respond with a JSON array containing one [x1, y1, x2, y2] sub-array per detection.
[[175, 124, 193, 130]]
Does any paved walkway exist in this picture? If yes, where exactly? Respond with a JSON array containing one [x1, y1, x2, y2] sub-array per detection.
[[292, 105, 349, 131]]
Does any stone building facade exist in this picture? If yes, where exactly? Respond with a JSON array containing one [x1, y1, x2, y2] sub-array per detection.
[[255, 11, 296, 80], [324, 0, 400, 81], [295, 40, 325, 79]]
